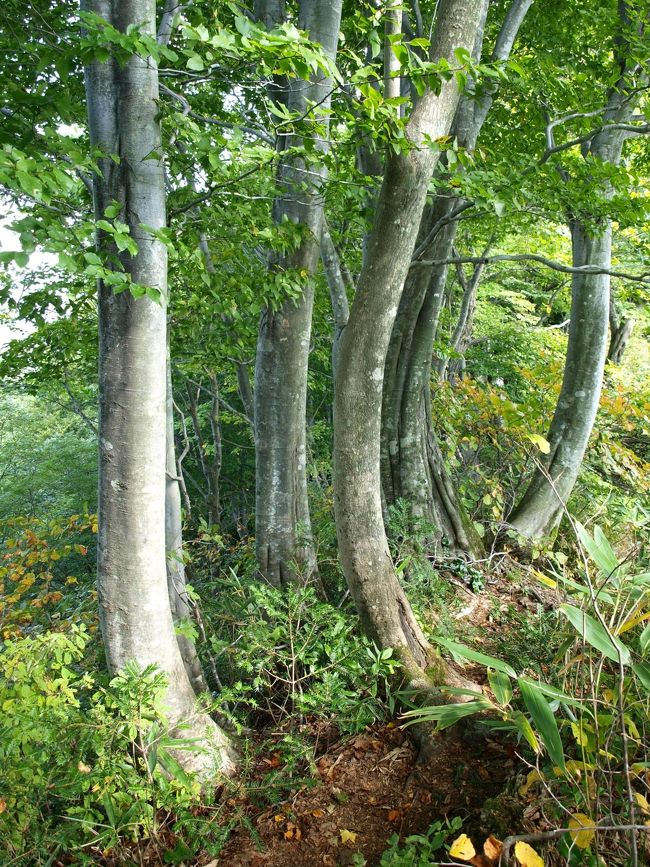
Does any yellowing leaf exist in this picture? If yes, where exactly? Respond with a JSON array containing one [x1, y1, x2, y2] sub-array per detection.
[[634, 792, 650, 814], [77, 761, 91, 774], [527, 433, 551, 454], [519, 768, 544, 797], [514, 841, 544, 867], [483, 835, 503, 863], [339, 829, 357, 845], [568, 814, 595, 849], [449, 834, 476, 861], [0, 798, 6, 814]]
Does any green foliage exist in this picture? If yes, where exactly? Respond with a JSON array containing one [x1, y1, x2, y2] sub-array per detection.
[[374, 816, 463, 866], [203, 567, 399, 736], [0, 628, 210, 864]]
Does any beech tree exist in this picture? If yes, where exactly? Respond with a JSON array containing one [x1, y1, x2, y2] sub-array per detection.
[[333, 0, 484, 692], [83, 0, 236, 777], [509, 0, 649, 539], [379, 0, 532, 555], [254, 0, 343, 586]]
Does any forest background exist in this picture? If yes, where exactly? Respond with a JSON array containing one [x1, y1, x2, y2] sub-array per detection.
[[0, 0, 649, 865]]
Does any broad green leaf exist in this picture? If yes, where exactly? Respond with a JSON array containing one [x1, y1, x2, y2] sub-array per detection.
[[576, 522, 619, 576], [510, 711, 540, 753], [633, 663, 650, 693], [518, 676, 585, 711], [488, 668, 513, 706], [433, 637, 517, 678], [518, 677, 565, 771], [560, 604, 631, 665]]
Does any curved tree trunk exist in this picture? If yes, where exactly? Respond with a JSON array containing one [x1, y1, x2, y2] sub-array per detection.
[[509, 3, 642, 540], [380, 0, 531, 555], [254, 0, 343, 587], [509, 223, 612, 538], [84, 0, 236, 778], [334, 0, 483, 689]]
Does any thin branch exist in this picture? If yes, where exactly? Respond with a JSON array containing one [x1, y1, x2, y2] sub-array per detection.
[[412, 253, 650, 285]]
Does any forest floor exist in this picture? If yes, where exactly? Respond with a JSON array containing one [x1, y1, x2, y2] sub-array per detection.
[[99, 568, 560, 867]]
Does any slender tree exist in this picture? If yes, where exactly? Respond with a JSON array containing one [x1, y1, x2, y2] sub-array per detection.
[[83, 0, 236, 777], [380, 0, 532, 555], [509, 0, 648, 539], [254, 0, 343, 587], [334, 0, 484, 692]]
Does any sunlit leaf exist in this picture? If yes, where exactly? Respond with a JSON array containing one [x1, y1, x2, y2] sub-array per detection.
[[449, 833, 476, 861], [568, 813, 596, 849], [514, 841, 544, 867]]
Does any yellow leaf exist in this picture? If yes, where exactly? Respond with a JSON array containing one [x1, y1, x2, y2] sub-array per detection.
[[527, 433, 551, 454], [339, 829, 357, 845], [514, 841, 544, 866], [634, 792, 650, 815], [274, 814, 285, 823], [449, 834, 476, 861], [568, 814, 595, 849], [518, 769, 544, 797], [77, 761, 92, 774]]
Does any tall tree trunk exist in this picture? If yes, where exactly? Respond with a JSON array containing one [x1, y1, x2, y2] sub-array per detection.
[[380, 0, 531, 554], [84, 0, 235, 777], [165, 357, 207, 694], [334, 0, 483, 689], [509, 2, 643, 539], [254, 0, 343, 587]]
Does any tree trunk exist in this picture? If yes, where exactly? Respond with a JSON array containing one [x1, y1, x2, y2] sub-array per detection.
[[84, 0, 235, 778], [254, 0, 343, 587], [379, 0, 531, 555], [165, 358, 207, 694], [608, 295, 635, 364], [508, 223, 612, 538], [334, 0, 483, 688], [509, 2, 642, 539]]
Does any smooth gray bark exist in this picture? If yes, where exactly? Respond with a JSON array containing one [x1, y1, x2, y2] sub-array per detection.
[[380, 0, 531, 554], [254, 0, 343, 587], [334, 0, 483, 687], [165, 358, 207, 693], [509, 3, 644, 539], [84, 0, 235, 777], [320, 220, 350, 378]]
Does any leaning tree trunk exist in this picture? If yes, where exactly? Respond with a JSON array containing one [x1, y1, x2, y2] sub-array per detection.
[[509, 223, 612, 538], [334, 0, 483, 689], [509, 4, 642, 540], [84, 0, 235, 778], [380, 0, 531, 556], [254, 0, 343, 587]]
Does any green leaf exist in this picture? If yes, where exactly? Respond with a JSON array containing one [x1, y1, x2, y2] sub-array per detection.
[[639, 623, 650, 655], [518, 677, 565, 771], [510, 711, 540, 753], [560, 604, 631, 665], [633, 663, 650, 693], [186, 53, 204, 71], [518, 676, 584, 711], [401, 700, 491, 731], [576, 522, 619, 576], [488, 668, 513, 706], [433, 637, 517, 678]]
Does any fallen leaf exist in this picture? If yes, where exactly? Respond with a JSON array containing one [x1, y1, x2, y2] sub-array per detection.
[[568, 814, 595, 849], [311, 808, 325, 818], [518, 769, 544, 797], [339, 829, 357, 845], [483, 835, 503, 864], [634, 792, 650, 815], [387, 810, 401, 822], [514, 841, 544, 867], [274, 814, 285, 823], [450, 834, 476, 861]]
